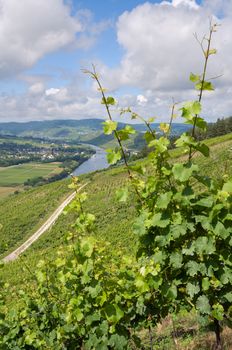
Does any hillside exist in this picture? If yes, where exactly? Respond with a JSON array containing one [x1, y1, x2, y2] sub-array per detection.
[[1, 132, 232, 348], [0, 118, 190, 146], [0, 179, 72, 257], [1, 132, 232, 266]]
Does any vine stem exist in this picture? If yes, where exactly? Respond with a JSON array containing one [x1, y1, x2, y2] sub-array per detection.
[[132, 112, 156, 140], [189, 21, 217, 161], [84, 65, 143, 203], [167, 101, 177, 138], [214, 318, 222, 350], [148, 325, 153, 350]]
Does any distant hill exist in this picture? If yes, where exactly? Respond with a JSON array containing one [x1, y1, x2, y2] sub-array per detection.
[[0, 119, 191, 148]]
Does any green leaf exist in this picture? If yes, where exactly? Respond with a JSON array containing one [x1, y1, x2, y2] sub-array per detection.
[[194, 236, 215, 255], [195, 117, 207, 131], [175, 134, 197, 148], [151, 212, 170, 228], [191, 101, 202, 114], [222, 181, 232, 193], [131, 112, 138, 119], [214, 221, 230, 239], [220, 267, 232, 284], [224, 292, 232, 303], [171, 224, 187, 239], [75, 308, 84, 321], [135, 276, 149, 293], [80, 237, 95, 257], [117, 125, 136, 140], [170, 252, 183, 269], [130, 164, 146, 175], [196, 295, 211, 314], [133, 214, 147, 236], [181, 101, 201, 119], [148, 137, 170, 153], [36, 270, 46, 283], [104, 304, 124, 324], [109, 334, 128, 348], [172, 163, 198, 182], [106, 149, 121, 164], [124, 124, 136, 134], [186, 261, 199, 277], [202, 277, 210, 291], [194, 196, 214, 208], [156, 192, 172, 209], [190, 72, 201, 83], [116, 187, 128, 202], [159, 123, 169, 133], [166, 284, 177, 300], [103, 120, 118, 135], [101, 96, 116, 105], [195, 142, 209, 157], [208, 48, 217, 55], [186, 282, 200, 298], [144, 131, 154, 144], [24, 332, 37, 345], [212, 303, 224, 321], [195, 81, 214, 91]]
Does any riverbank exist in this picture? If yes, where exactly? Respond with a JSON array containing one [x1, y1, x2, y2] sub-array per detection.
[[72, 144, 109, 176]]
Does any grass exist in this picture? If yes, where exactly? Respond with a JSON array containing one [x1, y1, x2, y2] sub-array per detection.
[[0, 179, 72, 257], [141, 313, 232, 349], [0, 162, 62, 187], [0, 186, 22, 199]]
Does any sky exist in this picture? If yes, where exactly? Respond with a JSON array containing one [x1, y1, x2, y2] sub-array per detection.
[[0, 0, 231, 123]]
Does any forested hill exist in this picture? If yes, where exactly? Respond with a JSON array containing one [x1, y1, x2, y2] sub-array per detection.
[[0, 118, 189, 141], [196, 116, 232, 139]]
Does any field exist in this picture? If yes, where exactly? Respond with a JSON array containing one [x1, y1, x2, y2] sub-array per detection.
[[0, 162, 62, 187], [0, 186, 22, 199], [0, 133, 232, 348]]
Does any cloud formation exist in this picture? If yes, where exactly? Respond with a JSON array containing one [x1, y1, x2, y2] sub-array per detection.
[[0, 0, 83, 79], [98, 0, 232, 121], [0, 0, 232, 123]]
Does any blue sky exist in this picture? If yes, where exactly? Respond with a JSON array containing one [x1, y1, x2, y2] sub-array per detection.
[[0, 0, 231, 122]]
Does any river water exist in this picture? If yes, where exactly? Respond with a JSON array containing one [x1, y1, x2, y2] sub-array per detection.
[[72, 145, 109, 176]]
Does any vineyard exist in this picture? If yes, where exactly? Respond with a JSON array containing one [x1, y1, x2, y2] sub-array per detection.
[[0, 179, 72, 257], [0, 131, 231, 348]]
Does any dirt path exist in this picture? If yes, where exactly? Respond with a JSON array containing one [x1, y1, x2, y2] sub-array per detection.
[[3, 183, 87, 263]]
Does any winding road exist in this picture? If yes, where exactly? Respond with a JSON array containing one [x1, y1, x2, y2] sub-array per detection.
[[3, 183, 87, 263]]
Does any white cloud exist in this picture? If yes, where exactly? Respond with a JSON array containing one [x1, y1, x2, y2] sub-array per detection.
[[172, 0, 199, 9], [0, 0, 232, 123], [137, 94, 148, 105], [45, 88, 60, 96], [92, 0, 232, 122], [29, 82, 45, 95], [0, 0, 101, 79]]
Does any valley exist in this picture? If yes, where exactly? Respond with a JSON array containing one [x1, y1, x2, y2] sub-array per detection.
[[0, 131, 232, 348], [0, 134, 95, 198]]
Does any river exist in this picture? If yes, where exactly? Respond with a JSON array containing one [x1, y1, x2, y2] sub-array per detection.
[[72, 145, 109, 176]]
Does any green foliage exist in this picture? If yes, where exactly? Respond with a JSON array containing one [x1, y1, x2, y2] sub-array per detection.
[[85, 22, 231, 348], [0, 182, 151, 349], [106, 148, 122, 164]]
